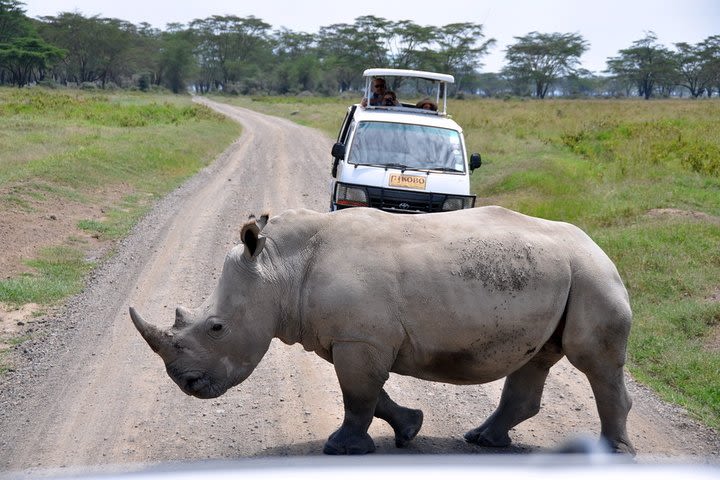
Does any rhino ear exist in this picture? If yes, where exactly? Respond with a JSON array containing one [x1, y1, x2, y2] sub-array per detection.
[[240, 219, 266, 260]]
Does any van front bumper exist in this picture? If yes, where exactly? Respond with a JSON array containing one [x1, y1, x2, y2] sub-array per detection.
[[332, 182, 475, 214]]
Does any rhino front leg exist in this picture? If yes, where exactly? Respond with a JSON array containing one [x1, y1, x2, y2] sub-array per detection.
[[324, 342, 392, 455], [465, 342, 563, 447], [375, 389, 424, 448]]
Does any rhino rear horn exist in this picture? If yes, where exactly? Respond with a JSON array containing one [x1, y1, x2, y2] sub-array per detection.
[[129, 307, 171, 354], [174, 306, 192, 329], [240, 219, 266, 259], [257, 213, 270, 230]]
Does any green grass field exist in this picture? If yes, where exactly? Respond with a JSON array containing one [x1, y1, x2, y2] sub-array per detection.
[[0, 88, 241, 305], [220, 94, 720, 430], [1, 88, 718, 431]]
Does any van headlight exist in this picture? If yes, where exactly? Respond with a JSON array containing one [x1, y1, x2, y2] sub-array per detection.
[[442, 196, 475, 211], [335, 184, 369, 207]]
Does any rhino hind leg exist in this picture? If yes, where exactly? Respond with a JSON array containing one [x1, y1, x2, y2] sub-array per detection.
[[324, 341, 394, 455], [565, 348, 635, 454], [562, 281, 635, 455], [375, 389, 424, 448], [465, 340, 563, 448], [583, 367, 635, 455]]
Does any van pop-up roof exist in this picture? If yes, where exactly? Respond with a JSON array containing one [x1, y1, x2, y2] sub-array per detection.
[[363, 68, 455, 116]]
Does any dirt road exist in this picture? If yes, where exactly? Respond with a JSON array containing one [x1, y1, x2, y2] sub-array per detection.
[[0, 98, 717, 477]]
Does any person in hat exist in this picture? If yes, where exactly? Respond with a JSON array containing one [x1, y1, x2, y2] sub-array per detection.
[[416, 98, 437, 111]]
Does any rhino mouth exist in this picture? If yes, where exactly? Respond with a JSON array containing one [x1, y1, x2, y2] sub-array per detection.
[[171, 369, 227, 399]]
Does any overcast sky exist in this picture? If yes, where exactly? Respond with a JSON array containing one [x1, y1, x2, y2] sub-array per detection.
[[22, 0, 720, 73]]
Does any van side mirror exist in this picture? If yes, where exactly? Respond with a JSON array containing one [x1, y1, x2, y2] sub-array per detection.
[[332, 142, 346, 160], [331, 143, 345, 178], [470, 153, 482, 172]]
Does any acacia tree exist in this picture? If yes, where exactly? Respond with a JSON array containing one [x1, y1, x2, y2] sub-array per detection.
[[0, 0, 27, 42], [189, 15, 272, 92], [317, 22, 371, 92], [431, 23, 495, 94], [352, 15, 391, 68], [473, 72, 509, 97], [37, 13, 109, 84], [126, 22, 163, 88], [385, 20, 434, 71], [0, 0, 64, 86], [93, 18, 137, 87], [158, 26, 195, 93], [606, 32, 675, 99], [0, 35, 64, 86], [698, 35, 720, 97], [316, 17, 494, 95], [270, 29, 320, 94], [673, 41, 710, 97], [503, 31, 588, 98]]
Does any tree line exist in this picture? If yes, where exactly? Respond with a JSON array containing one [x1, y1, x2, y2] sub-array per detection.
[[1, 0, 718, 98]]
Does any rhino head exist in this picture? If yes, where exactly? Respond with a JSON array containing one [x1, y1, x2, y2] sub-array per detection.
[[130, 215, 273, 399]]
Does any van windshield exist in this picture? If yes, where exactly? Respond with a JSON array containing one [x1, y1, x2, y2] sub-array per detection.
[[348, 121, 465, 172]]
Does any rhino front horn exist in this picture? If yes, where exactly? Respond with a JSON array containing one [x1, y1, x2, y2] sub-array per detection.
[[129, 307, 170, 354]]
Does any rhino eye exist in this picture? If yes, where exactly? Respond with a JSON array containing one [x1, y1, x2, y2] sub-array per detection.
[[206, 318, 229, 339]]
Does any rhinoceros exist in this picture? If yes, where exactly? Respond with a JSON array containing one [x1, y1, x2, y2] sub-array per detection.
[[130, 206, 635, 455]]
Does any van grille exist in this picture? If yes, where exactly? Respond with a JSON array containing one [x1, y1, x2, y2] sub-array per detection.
[[366, 186, 443, 213]]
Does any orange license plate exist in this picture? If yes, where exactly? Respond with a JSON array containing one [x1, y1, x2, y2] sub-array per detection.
[[388, 174, 426, 190]]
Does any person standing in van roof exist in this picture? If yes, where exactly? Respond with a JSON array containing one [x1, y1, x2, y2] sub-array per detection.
[[361, 77, 387, 107], [381, 90, 400, 106]]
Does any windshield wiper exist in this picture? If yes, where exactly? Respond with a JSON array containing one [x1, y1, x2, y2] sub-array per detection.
[[382, 163, 411, 170], [427, 167, 463, 173], [354, 162, 412, 171]]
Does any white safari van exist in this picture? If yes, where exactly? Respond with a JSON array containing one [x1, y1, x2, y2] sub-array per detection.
[[330, 68, 481, 213]]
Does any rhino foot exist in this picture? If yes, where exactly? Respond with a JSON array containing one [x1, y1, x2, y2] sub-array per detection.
[[464, 426, 512, 448], [393, 408, 423, 448], [608, 438, 636, 456], [323, 428, 376, 455]]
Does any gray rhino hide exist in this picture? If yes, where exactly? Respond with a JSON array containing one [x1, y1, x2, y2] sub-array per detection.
[[130, 206, 634, 455]]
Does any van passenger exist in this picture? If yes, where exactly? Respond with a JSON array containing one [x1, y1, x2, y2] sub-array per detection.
[[361, 77, 387, 107]]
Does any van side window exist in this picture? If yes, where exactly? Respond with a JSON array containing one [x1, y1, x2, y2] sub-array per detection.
[[337, 106, 357, 145]]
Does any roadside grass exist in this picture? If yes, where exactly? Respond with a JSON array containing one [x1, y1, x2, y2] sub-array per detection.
[[594, 219, 720, 426], [0, 88, 241, 308], [76, 193, 150, 241], [456, 98, 720, 431], [0, 246, 93, 304], [3, 88, 718, 430], [235, 94, 720, 430]]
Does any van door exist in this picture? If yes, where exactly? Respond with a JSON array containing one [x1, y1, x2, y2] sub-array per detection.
[[332, 105, 357, 178]]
